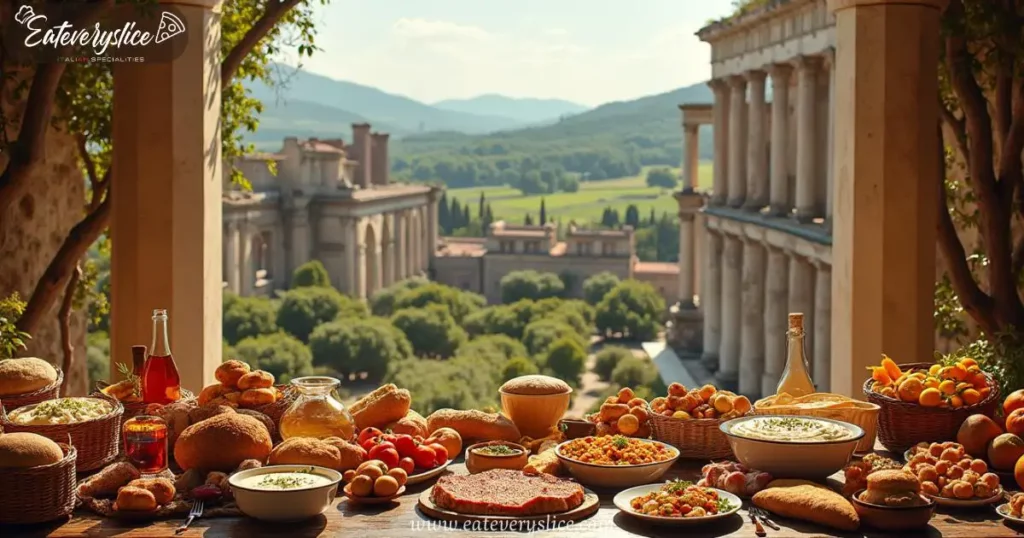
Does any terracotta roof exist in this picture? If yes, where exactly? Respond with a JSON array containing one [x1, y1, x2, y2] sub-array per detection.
[[634, 261, 679, 275]]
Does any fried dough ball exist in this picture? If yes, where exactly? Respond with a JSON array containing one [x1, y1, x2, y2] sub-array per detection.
[[126, 478, 176, 505], [198, 383, 235, 406], [115, 486, 158, 512], [215, 360, 251, 387], [240, 388, 277, 408], [237, 370, 274, 390], [77, 461, 141, 498]]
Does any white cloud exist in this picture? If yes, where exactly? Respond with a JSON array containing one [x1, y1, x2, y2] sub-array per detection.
[[391, 18, 491, 42], [542, 27, 569, 37]]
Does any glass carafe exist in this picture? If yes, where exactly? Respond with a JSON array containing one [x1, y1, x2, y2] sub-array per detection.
[[278, 376, 354, 441]]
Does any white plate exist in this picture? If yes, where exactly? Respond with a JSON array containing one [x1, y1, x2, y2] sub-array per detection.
[[406, 459, 452, 485], [996, 503, 1024, 524], [926, 488, 1003, 508], [613, 483, 741, 525]]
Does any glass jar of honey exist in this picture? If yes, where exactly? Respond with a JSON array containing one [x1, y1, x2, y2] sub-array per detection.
[[279, 376, 354, 441], [123, 415, 168, 473]]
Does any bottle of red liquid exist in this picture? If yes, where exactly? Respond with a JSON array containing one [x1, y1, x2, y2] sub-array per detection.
[[142, 309, 182, 404]]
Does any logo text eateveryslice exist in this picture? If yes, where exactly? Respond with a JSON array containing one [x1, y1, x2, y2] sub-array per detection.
[[14, 5, 186, 56]]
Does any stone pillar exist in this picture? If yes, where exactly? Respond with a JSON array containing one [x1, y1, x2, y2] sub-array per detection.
[[709, 80, 731, 205], [426, 190, 440, 270], [342, 217, 359, 295], [224, 221, 240, 294], [395, 212, 407, 281], [829, 0, 943, 396], [110, 0, 223, 389], [727, 76, 748, 208], [239, 227, 254, 296], [288, 205, 310, 278], [682, 124, 700, 192], [824, 47, 836, 228], [716, 235, 743, 391], [763, 246, 790, 395], [702, 229, 723, 372], [383, 220, 396, 288], [814, 263, 832, 392], [745, 70, 768, 211], [788, 255, 816, 363], [768, 64, 792, 216], [674, 192, 704, 307], [739, 238, 766, 398], [794, 55, 820, 222]]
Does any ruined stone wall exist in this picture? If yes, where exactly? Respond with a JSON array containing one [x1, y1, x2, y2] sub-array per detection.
[[0, 65, 89, 395]]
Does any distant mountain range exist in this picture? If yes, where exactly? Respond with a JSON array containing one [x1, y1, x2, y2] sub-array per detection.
[[432, 95, 588, 125]]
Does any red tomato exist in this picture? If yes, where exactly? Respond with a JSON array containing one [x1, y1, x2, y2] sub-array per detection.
[[360, 438, 379, 452], [357, 427, 383, 445], [393, 435, 418, 457], [398, 457, 415, 474], [412, 444, 437, 469], [368, 441, 396, 460], [382, 433, 400, 444], [427, 443, 448, 465], [370, 447, 400, 470]]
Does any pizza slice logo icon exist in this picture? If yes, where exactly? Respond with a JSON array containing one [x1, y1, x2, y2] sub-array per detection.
[[155, 11, 185, 44]]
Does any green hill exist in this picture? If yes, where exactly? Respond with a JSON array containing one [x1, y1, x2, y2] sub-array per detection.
[[433, 94, 588, 124]]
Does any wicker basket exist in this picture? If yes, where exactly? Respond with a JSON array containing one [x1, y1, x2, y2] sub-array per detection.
[[254, 384, 297, 425], [649, 411, 736, 459], [93, 381, 196, 421], [864, 361, 1000, 453], [0, 442, 77, 524], [753, 398, 881, 453], [0, 367, 63, 412], [0, 394, 124, 472]]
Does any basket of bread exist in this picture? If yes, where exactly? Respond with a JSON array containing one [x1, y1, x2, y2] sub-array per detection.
[[0, 393, 123, 472], [0, 433, 77, 524], [754, 392, 880, 453], [649, 382, 751, 459], [863, 356, 999, 452], [0, 357, 63, 412]]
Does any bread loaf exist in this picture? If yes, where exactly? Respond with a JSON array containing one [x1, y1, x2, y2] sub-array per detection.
[[426, 409, 521, 442], [350, 384, 411, 429], [0, 432, 63, 468], [174, 414, 272, 471], [0, 358, 57, 396], [752, 481, 859, 531]]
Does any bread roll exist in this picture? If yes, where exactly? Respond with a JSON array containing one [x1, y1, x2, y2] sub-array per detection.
[[236, 409, 277, 439], [426, 409, 521, 442], [237, 370, 274, 390], [323, 437, 367, 471], [268, 437, 343, 470], [0, 432, 63, 468], [862, 470, 922, 506], [126, 478, 176, 505], [350, 384, 411, 429], [215, 360, 251, 387], [198, 384, 235, 406], [752, 482, 859, 531], [500, 375, 571, 395], [384, 409, 428, 438], [115, 486, 158, 512], [0, 358, 58, 396], [240, 387, 276, 407], [174, 413, 272, 471]]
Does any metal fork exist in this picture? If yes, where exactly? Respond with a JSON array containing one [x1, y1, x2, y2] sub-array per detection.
[[175, 500, 204, 535], [751, 507, 780, 531]]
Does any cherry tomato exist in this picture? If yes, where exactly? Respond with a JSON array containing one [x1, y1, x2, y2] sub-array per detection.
[[393, 435, 418, 457], [360, 438, 379, 452], [370, 447, 400, 469], [382, 433, 400, 444], [399, 457, 415, 475], [357, 427, 383, 445], [427, 443, 448, 466], [412, 444, 437, 469], [368, 441, 396, 461]]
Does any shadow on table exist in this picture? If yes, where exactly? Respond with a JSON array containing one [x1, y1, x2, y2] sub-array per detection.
[[611, 512, 743, 537], [215, 513, 329, 537]]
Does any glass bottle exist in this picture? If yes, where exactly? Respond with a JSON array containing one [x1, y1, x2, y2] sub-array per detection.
[[279, 377, 354, 441], [123, 415, 169, 473], [776, 312, 816, 397], [142, 309, 182, 404], [131, 345, 147, 376]]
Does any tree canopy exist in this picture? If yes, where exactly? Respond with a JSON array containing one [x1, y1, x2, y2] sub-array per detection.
[[308, 317, 412, 382], [500, 270, 565, 303], [645, 167, 678, 190], [583, 272, 621, 305], [276, 287, 366, 342], [233, 332, 314, 384], [595, 280, 665, 341], [291, 260, 332, 288], [390, 304, 467, 358], [223, 294, 277, 345]]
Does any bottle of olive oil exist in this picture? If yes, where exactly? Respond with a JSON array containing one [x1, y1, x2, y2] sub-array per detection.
[[776, 313, 816, 397]]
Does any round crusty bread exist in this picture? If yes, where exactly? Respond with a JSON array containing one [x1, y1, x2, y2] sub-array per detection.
[[865, 469, 920, 494], [0, 358, 58, 396], [174, 413, 272, 471], [500, 375, 571, 396], [0, 432, 64, 468]]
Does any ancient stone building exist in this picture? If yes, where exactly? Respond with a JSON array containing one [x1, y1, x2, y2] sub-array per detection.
[[434, 221, 679, 304], [223, 124, 440, 299]]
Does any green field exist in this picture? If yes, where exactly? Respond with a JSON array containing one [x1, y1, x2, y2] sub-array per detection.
[[446, 164, 713, 225]]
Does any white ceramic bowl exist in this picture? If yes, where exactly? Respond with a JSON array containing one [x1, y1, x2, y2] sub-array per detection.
[[228, 465, 342, 522], [555, 438, 679, 488], [720, 415, 864, 479]]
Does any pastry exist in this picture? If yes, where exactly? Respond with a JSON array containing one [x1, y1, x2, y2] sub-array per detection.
[[384, 409, 428, 437], [239, 387, 276, 407], [78, 461, 142, 498], [0, 432, 63, 468], [349, 384, 411, 429], [522, 444, 562, 476], [752, 480, 859, 531], [126, 478, 176, 505], [0, 357, 57, 396], [115, 486, 158, 512], [215, 360, 251, 387], [859, 470, 924, 507], [174, 413, 272, 471], [268, 437, 343, 469], [236, 370, 274, 390], [426, 409, 521, 442], [197, 384, 235, 407]]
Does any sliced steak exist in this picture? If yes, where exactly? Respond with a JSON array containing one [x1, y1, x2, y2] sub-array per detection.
[[431, 469, 585, 516]]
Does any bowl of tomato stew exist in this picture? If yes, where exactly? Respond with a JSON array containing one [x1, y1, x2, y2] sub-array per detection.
[[555, 435, 679, 488]]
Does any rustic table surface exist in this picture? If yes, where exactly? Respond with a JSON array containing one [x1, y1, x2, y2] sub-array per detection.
[[7, 457, 1024, 538]]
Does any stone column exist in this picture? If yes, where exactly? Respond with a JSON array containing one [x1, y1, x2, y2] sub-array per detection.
[[702, 229, 723, 372], [763, 246, 790, 395], [426, 190, 440, 270], [289, 205, 310, 277], [727, 76, 748, 208], [788, 255, 816, 362], [342, 217, 359, 295], [674, 192, 704, 307], [682, 124, 700, 192], [224, 221, 240, 294], [745, 70, 768, 211], [813, 263, 832, 392], [709, 80, 731, 205], [739, 237, 766, 397], [768, 64, 792, 216], [240, 227, 254, 296], [383, 219, 396, 287], [830, 0, 943, 396], [825, 47, 836, 228], [395, 212, 407, 281], [110, 0, 223, 389], [794, 55, 820, 222], [716, 235, 743, 391]]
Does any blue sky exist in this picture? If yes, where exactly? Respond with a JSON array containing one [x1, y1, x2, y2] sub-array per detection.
[[281, 0, 736, 107]]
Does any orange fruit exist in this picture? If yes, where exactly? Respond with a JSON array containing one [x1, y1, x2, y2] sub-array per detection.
[[960, 358, 978, 369], [1007, 408, 1024, 436], [929, 364, 942, 376], [939, 380, 957, 395], [949, 395, 964, 408], [869, 367, 892, 385], [1005, 390, 1024, 416], [1015, 455, 1024, 490], [919, 388, 942, 407], [898, 378, 924, 402], [948, 365, 968, 381], [962, 389, 982, 406]]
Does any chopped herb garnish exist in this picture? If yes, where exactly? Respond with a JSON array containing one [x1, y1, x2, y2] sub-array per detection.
[[478, 444, 519, 455], [663, 479, 694, 494], [613, 435, 629, 449]]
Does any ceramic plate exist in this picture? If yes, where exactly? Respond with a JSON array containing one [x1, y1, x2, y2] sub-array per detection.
[[926, 488, 1003, 508], [406, 459, 452, 485], [343, 484, 406, 504], [613, 484, 741, 525], [997, 503, 1024, 524]]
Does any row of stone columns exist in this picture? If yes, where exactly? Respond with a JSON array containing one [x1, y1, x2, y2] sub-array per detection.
[[702, 231, 832, 398]]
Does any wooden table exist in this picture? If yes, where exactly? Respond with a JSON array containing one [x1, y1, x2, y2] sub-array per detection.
[[7, 462, 1023, 538]]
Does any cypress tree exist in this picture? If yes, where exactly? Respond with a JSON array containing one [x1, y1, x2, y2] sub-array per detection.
[[525, 213, 534, 226], [438, 192, 451, 234], [540, 198, 547, 224], [450, 198, 463, 230]]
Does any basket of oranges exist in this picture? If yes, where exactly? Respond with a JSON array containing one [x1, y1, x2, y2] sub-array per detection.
[[863, 356, 1000, 453], [648, 383, 752, 459]]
